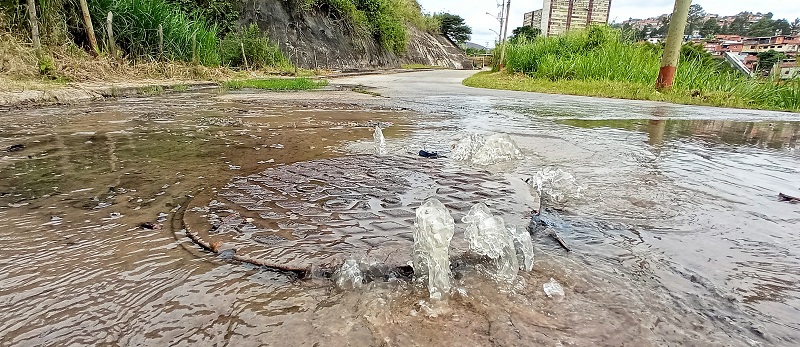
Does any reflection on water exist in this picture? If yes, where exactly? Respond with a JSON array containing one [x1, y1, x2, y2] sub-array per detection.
[[559, 119, 800, 150]]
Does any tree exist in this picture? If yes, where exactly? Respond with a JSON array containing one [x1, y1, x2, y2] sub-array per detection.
[[773, 19, 792, 35], [699, 18, 720, 38], [434, 13, 472, 44], [508, 26, 540, 43], [756, 49, 785, 74], [748, 13, 775, 37], [729, 13, 750, 35], [686, 4, 706, 35], [792, 18, 800, 34]]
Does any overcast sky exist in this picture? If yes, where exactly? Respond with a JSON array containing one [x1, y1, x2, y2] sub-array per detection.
[[417, 0, 800, 48]]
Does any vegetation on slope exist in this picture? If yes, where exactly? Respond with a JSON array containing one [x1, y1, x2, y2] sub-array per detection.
[[469, 26, 800, 112]]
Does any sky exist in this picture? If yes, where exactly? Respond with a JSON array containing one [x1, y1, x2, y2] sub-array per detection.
[[417, 0, 800, 48]]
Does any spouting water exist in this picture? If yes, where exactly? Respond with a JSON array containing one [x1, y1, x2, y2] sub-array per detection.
[[530, 167, 583, 209], [461, 203, 519, 282], [333, 258, 364, 289], [373, 125, 386, 155], [412, 198, 455, 300], [451, 133, 523, 165]]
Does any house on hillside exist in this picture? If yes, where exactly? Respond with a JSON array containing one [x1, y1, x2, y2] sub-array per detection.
[[778, 59, 799, 79]]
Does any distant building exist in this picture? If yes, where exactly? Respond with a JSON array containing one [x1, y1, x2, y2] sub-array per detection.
[[778, 59, 799, 79], [523, 9, 543, 29], [537, 0, 612, 37]]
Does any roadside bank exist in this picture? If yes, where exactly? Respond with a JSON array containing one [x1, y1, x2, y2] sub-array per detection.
[[463, 71, 800, 114]]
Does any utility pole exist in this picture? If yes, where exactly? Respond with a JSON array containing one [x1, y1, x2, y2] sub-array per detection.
[[499, 0, 511, 70], [656, 0, 692, 91]]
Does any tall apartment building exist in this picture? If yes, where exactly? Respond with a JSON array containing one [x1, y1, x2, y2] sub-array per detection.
[[523, 9, 543, 29], [539, 0, 612, 37]]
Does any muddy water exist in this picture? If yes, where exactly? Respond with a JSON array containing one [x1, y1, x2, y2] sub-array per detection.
[[1, 80, 800, 347]]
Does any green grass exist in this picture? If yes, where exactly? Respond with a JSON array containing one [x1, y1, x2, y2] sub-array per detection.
[[464, 71, 799, 112], [91, 0, 221, 65], [220, 24, 292, 70], [223, 78, 329, 90], [482, 26, 800, 113]]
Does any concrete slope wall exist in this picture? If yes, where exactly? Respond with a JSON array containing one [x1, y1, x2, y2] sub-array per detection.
[[237, 0, 472, 70]]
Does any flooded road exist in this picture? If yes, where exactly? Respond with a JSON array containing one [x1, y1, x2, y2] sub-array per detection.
[[2, 70, 800, 346]]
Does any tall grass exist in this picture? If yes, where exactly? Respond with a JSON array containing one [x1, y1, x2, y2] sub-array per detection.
[[220, 24, 291, 69], [503, 26, 800, 111], [91, 0, 221, 66]]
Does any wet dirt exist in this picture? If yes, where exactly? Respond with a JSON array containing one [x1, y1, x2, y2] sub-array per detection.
[[1, 73, 800, 347]]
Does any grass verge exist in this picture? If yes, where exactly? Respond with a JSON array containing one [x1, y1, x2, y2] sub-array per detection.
[[223, 78, 329, 90], [463, 71, 800, 112]]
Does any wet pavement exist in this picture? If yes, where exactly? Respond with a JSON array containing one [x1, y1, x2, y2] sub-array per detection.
[[1, 70, 800, 346]]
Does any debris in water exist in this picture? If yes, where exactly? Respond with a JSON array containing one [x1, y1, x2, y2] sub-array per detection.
[[228, 165, 241, 170], [139, 222, 162, 230], [451, 133, 523, 165], [412, 198, 455, 300], [5, 144, 25, 152], [529, 167, 583, 209], [418, 150, 443, 158], [218, 248, 237, 259], [373, 126, 386, 155], [543, 278, 565, 298], [257, 159, 275, 164], [778, 193, 800, 203], [333, 258, 364, 289], [462, 203, 519, 282], [510, 225, 535, 271], [547, 227, 571, 252], [269, 144, 285, 149]]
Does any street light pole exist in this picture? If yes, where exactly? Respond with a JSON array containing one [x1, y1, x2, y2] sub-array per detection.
[[656, 0, 692, 91], [499, 0, 511, 70]]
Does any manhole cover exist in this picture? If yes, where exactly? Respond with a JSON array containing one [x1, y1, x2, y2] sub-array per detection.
[[184, 155, 527, 273]]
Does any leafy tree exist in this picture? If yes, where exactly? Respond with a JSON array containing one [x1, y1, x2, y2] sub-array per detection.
[[434, 13, 472, 43], [728, 13, 750, 35], [748, 13, 775, 37], [508, 26, 540, 43], [685, 4, 705, 35], [792, 18, 800, 34], [699, 18, 720, 38], [773, 19, 792, 35], [756, 49, 785, 73]]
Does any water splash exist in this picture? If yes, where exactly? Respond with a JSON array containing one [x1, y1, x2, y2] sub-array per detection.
[[462, 203, 519, 282], [333, 258, 365, 289], [373, 125, 386, 156], [412, 198, 455, 300], [451, 133, 523, 165], [510, 225, 534, 272], [530, 167, 583, 208], [543, 277, 565, 298]]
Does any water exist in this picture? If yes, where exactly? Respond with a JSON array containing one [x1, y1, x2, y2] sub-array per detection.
[[462, 203, 519, 282], [2, 71, 800, 346], [411, 198, 454, 300]]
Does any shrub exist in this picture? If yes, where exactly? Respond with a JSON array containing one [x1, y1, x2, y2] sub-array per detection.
[[220, 24, 291, 69]]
